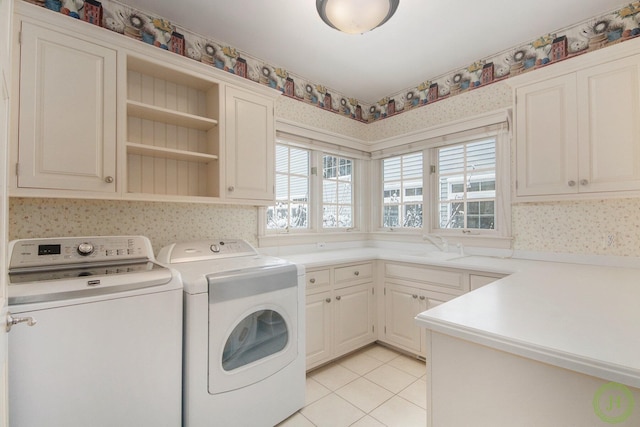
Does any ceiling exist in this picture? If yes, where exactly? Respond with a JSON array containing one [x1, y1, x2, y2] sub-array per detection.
[[122, 0, 627, 104]]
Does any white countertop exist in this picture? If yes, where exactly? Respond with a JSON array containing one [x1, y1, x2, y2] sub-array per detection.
[[276, 246, 640, 388]]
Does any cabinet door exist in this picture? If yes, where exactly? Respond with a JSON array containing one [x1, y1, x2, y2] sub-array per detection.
[[577, 55, 640, 193], [224, 86, 274, 202], [515, 74, 578, 196], [305, 291, 332, 369], [17, 22, 116, 192], [383, 283, 423, 354], [333, 283, 375, 357]]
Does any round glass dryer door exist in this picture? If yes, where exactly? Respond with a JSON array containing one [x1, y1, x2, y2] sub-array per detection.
[[222, 309, 288, 371]]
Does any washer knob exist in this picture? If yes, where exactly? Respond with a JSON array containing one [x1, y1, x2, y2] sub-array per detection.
[[77, 242, 95, 256]]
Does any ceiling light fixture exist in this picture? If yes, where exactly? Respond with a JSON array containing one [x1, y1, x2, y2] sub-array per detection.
[[316, 0, 400, 35]]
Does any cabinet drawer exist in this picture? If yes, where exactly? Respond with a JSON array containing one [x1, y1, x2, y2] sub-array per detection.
[[305, 269, 330, 291], [335, 263, 373, 285], [385, 263, 464, 292]]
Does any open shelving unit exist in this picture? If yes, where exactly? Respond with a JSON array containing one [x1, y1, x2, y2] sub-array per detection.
[[125, 55, 221, 198]]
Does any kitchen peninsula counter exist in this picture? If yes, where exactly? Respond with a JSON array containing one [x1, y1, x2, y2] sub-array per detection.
[[277, 246, 640, 387]]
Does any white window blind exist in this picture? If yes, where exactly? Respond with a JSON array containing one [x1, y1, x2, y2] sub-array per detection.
[[436, 138, 496, 230], [266, 145, 310, 230], [382, 152, 423, 228]]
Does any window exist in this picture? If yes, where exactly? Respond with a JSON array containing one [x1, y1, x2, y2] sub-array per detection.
[[265, 143, 357, 234], [266, 145, 310, 230], [322, 155, 353, 228], [436, 138, 496, 231], [382, 153, 423, 228]]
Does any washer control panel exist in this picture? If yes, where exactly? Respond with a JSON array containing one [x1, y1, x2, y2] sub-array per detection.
[[9, 236, 152, 269]]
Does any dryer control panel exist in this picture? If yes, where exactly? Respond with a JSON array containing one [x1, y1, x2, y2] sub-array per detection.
[[159, 239, 258, 264]]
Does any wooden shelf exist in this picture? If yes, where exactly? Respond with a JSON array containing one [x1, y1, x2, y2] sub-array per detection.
[[126, 100, 218, 131], [126, 142, 218, 163]]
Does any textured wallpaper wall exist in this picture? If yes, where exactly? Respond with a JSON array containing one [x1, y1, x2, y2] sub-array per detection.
[[8, 198, 258, 255]]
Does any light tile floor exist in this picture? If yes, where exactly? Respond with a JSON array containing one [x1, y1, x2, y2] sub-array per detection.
[[278, 344, 427, 427]]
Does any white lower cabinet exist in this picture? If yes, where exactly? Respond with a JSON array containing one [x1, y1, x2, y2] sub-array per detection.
[[383, 282, 452, 357], [305, 263, 376, 371], [305, 260, 507, 366]]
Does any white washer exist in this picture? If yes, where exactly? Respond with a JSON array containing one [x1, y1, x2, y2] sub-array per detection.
[[158, 239, 305, 427], [7, 236, 183, 427]]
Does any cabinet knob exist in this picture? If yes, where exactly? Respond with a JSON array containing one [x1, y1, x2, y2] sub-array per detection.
[[228, 186, 235, 192], [309, 278, 316, 284], [412, 294, 418, 299], [336, 295, 341, 301], [325, 298, 331, 303], [580, 179, 589, 186], [568, 180, 576, 187], [419, 296, 426, 300], [104, 176, 114, 183], [354, 271, 360, 276]]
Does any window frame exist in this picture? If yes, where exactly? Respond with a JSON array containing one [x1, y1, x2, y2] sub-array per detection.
[[263, 141, 362, 237], [374, 128, 511, 244], [431, 137, 500, 236]]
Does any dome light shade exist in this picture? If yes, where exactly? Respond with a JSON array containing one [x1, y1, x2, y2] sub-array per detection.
[[316, 0, 400, 34]]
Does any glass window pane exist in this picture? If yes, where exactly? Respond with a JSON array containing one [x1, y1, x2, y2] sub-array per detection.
[[403, 153, 423, 179], [290, 148, 309, 175], [275, 145, 289, 173], [467, 139, 495, 171], [383, 205, 399, 227], [323, 205, 337, 228], [289, 176, 308, 203], [337, 206, 352, 228], [289, 203, 308, 228], [440, 202, 464, 229], [323, 155, 336, 179], [275, 174, 288, 200], [438, 145, 464, 174], [383, 157, 401, 181], [403, 204, 423, 228], [338, 182, 352, 204], [323, 180, 337, 204], [266, 203, 289, 230]]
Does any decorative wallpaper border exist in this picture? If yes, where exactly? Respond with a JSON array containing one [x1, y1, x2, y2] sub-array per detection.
[[25, 0, 640, 123]]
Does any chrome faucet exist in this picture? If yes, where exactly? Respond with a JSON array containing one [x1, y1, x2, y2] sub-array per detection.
[[423, 234, 449, 252]]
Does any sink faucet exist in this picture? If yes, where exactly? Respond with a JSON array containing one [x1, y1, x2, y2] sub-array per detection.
[[423, 234, 449, 252]]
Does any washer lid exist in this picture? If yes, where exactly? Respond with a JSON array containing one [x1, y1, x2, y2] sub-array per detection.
[[8, 261, 174, 305]]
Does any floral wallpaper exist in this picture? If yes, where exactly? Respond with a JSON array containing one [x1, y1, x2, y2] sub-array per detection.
[[24, 0, 640, 123], [8, 198, 259, 254]]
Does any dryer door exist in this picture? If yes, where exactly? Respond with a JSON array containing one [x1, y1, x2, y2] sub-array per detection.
[[207, 264, 298, 394]]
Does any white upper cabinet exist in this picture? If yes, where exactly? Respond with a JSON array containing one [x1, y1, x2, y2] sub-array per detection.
[[514, 49, 640, 200], [16, 21, 116, 192], [515, 74, 578, 197], [11, 2, 279, 204], [224, 86, 275, 203], [576, 56, 640, 193]]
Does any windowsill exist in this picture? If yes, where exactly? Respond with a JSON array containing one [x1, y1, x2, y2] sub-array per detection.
[[369, 231, 514, 250], [258, 231, 369, 248], [258, 229, 513, 251]]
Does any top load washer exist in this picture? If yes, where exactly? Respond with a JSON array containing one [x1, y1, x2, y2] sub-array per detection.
[[158, 239, 305, 427], [8, 236, 183, 427]]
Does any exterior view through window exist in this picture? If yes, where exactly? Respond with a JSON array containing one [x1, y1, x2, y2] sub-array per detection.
[[436, 138, 496, 230], [267, 145, 310, 230], [322, 155, 353, 228], [382, 153, 423, 228]]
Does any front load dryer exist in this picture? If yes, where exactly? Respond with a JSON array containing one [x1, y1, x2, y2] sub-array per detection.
[[158, 239, 305, 426]]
